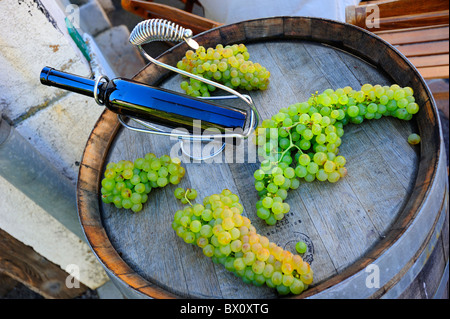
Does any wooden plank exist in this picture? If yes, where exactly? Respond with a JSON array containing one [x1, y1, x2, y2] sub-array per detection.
[[428, 79, 450, 99], [376, 26, 449, 45], [395, 40, 449, 57], [0, 272, 18, 297], [367, 0, 448, 18], [376, 10, 449, 31], [417, 65, 450, 80], [121, 0, 222, 34], [0, 228, 88, 299], [408, 54, 449, 68], [346, 0, 449, 31]]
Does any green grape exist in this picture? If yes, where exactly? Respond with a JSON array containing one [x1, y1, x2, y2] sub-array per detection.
[[140, 193, 148, 204], [174, 187, 185, 199], [131, 203, 142, 213], [408, 133, 421, 145], [190, 220, 202, 233], [200, 224, 213, 237], [130, 193, 142, 204], [122, 168, 133, 179], [130, 174, 141, 185], [283, 167, 295, 179], [347, 105, 359, 117], [406, 102, 419, 114], [112, 195, 122, 207], [290, 278, 305, 295], [183, 231, 196, 244], [316, 169, 328, 181], [101, 178, 115, 192], [157, 177, 168, 187], [122, 198, 133, 209], [271, 271, 283, 286], [262, 196, 273, 208], [121, 188, 132, 199], [271, 202, 284, 215], [323, 160, 336, 173], [257, 207, 270, 220], [306, 162, 319, 174], [397, 98, 408, 108], [313, 152, 327, 165], [267, 183, 278, 194], [104, 168, 116, 179], [295, 165, 307, 178], [328, 171, 341, 183], [187, 188, 198, 200], [254, 169, 265, 180], [295, 241, 307, 254], [273, 174, 285, 186]]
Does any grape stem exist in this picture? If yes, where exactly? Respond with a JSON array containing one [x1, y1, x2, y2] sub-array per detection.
[[184, 189, 194, 207], [273, 125, 303, 165]]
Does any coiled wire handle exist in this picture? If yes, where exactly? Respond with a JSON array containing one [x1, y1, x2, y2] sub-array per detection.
[[130, 19, 197, 47], [127, 18, 260, 142]]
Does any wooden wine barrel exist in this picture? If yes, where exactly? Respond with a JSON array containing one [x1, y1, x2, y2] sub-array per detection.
[[77, 17, 449, 299]]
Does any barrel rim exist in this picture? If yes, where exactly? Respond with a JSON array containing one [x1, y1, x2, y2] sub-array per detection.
[[76, 16, 443, 299]]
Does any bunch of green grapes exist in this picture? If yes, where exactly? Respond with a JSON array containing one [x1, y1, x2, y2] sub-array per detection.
[[176, 43, 270, 97], [253, 109, 348, 224], [100, 153, 185, 213], [172, 188, 313, 295], [312, 84, 419, 125], [253, 84, 419, 224]]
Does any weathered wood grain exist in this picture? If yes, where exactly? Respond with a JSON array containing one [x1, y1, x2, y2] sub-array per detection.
[[0, 228, 88, 299], [0, 272, 18, 297], [77, 17, 447, 299]]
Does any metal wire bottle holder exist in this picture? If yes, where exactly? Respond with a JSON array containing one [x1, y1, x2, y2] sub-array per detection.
[[110, 18, 260, 160]]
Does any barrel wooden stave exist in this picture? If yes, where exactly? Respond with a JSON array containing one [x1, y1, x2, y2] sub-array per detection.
[[77, 17, 447, 299]]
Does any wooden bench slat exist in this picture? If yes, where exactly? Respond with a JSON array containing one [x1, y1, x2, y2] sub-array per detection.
[[417, 65, 450, 80], [375, 10, 449, 31], [0, 228, 88, 299], [395, 40, 449, 57], [346, 0, 449, 31], [356, 0, 448, 18], [121, 0, 222, 34], [377, 26, 449, 45], [408, 54, 449, 68]]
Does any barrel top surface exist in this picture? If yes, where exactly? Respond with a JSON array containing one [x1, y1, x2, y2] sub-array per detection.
[[77, 17, 442, 299]]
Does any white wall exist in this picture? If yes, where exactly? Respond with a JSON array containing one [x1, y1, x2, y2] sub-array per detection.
[[0, 0, 108, 290]]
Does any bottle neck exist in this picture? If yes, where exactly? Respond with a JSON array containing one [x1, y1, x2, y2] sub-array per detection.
[[40, 67, 98, 98]]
